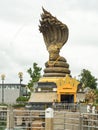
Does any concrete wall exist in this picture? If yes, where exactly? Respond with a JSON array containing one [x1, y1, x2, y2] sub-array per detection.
[[29, 92, 57, 102]]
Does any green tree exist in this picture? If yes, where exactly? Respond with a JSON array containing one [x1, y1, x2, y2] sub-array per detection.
[[95, 89, 98, 104], [79, 69, 97, 89], [27, 62, 42, 90]]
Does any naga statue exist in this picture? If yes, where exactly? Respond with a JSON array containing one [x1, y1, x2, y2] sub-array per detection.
[[39, 8, 70, 77]]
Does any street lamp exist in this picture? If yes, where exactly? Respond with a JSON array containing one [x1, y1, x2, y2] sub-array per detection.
[[18, 72, 23, 96], [18, 72, 23, 84], [1, 74, 5, 104]]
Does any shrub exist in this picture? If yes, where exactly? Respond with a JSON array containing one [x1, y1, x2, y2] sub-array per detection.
[[16, 96, 29, 102]]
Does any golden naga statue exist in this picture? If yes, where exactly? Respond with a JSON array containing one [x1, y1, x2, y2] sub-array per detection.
[[39, 8, 70, 77]]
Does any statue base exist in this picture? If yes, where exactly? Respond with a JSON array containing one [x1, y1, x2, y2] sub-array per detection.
[[44, 56, 70, 77]]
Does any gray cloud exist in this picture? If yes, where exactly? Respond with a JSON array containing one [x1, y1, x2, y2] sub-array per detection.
[[0, 0, 98, 83], [66, 0, 98, 11]]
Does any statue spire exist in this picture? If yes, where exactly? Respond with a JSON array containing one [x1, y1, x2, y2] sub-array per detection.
[[39, 8, 70, 77]]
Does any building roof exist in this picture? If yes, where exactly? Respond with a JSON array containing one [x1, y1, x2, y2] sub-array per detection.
[[37, 82, 57, 88], [0, 83, 26, 87]]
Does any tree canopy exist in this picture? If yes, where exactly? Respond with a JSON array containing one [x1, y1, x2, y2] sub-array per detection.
[[79, 69, 97, 89], [27, 62, 42, 90]]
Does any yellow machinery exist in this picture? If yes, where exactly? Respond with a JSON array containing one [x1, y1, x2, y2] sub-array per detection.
[[39, 75, 79, 103]]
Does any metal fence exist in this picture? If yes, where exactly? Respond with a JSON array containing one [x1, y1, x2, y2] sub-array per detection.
[[0, 109, 45, 130], [81, 112, 98, 130], [0, 109, 7, 130], [0, 105, 98, 130], [53, 111, 80, 130], [13, 109, 45, 130], [53, 103, 87, 113], [53, 111, 98, 130]]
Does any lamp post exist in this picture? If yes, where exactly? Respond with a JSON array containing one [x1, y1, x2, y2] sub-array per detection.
[[25, 86, 28, 98], [1, 74, 5, 104], [18, 72, 23, 96]]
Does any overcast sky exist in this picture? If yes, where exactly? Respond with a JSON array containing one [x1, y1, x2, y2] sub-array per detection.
[[0, 0, 98, 84]]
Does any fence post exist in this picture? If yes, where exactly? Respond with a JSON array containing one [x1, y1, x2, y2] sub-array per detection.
[[6, 106, 14, 130], [45, 107, 54, 130], [79, 112, 82, 130]]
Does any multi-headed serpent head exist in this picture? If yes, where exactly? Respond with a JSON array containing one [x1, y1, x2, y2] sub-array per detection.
[[39, 8, 69, 60]]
